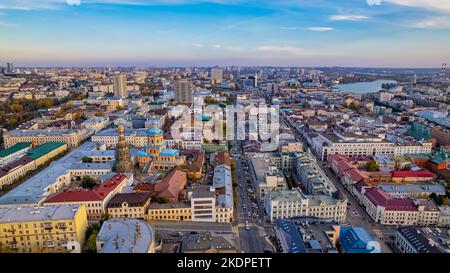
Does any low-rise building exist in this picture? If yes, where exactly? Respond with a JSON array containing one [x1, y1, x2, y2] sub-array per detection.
[[362, 187, 441, 226], [107, 192, 151, 219], [0, 142, 68, 189], [394, 226, 442, 253], [0, 142, 31, 166], [264, 189, 347, 223], [181, 232, 238, 253], [43, 173, 131, 221], [147, 202, 192, 221], [390, 170, 435, 183], [96, 218, 155, 253], [3, 129, 88, 148]]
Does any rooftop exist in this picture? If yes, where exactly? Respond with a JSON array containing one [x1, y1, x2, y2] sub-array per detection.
[[43, 173, 127, 203], [0, 204, 83, 223], [396, 226, 442, 253], [96, 218, 154, 253], [27, 142, 66, 160], [0, 142, 103, 206], [107, 192, 151, 208], [0, 142, 31, 158]]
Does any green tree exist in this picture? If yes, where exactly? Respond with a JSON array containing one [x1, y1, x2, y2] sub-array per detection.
[[367, 160, 380, 172], [429, 193, 444, 206], [85, 224, 100, 253], [155, 196, 168, 204], [81, 176, 97, 190], [82, 156, 93, 163]]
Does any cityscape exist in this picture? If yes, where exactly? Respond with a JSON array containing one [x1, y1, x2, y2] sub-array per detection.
[[0, 0, 450, 259]]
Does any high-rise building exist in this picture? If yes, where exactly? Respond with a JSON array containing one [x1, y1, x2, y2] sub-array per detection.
[[113, 74, 128, 98], [6, 62, 14, 73], [248, 74, 258, 87], [211, 68, 223, 84], [174, 79, 193, 104]]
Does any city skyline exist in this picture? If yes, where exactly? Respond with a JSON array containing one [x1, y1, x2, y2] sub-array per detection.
[[0, 0, 449, 67]]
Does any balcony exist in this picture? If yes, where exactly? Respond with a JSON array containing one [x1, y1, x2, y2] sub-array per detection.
[[43, 222, 53, 229], [46, 240, 55, 248], [56, 223, 67, 229]]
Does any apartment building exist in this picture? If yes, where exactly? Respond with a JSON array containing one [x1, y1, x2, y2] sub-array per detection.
[[0, 205, 88, 253]]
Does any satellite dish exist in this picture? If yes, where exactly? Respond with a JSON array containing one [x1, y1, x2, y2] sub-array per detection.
[[367, 240, 381, 253], [66, 241, 81, 253]]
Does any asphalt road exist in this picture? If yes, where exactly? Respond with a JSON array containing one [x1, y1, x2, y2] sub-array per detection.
[[232, 140, 265, 253]]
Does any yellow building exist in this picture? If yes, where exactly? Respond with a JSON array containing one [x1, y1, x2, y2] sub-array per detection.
[[3, 129, 86, 148], [0, 142, 68, 189], [0, 205, 88, 253], [147, 203, 192, 221]]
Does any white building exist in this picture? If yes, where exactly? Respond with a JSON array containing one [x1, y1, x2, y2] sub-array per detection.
[[264, 189, 347, 223]]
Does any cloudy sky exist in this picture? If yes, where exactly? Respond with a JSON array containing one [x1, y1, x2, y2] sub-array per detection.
[[0, 0, 449, 67]]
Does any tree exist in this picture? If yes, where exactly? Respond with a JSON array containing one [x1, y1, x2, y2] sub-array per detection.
[[429, 193, 444, 206], [155, 196, 168, 204], [82, 156, 93, 163], [81, 176, 97, 190], [367, 160, 380, 172], [85, 223, 101, 253], [347, 102, 360, 111], [10, 103, 23, 112]]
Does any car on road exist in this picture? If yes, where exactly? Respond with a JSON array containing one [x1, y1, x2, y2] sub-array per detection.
[[245, 220, 250, 230]]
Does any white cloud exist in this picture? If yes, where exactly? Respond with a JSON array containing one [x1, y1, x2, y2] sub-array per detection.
[[367, 0, 382, 5], [213, 44, 222, 48], [0, 21, 20, 27], [306, 27, 334, 32], [192, 43, 205, 48], [367, 0, 450, 12], [256, 46, 304, 56], [0, 0, 241, 10], [412, 16, 450, 29], [329, 15, 371, 21]]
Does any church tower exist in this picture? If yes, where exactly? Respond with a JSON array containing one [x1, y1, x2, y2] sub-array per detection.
[[113, 125, 134, 173]]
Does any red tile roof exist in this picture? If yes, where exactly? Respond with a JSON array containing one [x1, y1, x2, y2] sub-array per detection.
[[43, 173, 127, 203], [364, 188, 417, 211], [391, 170, 435, 178], [344, 168, 367, 183], [154, 169, 187, 200], [216, 151, 231, 167], [337, 160, 354, 173]]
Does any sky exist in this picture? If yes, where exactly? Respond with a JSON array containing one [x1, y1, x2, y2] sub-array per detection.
[[0, 0, 449, 67]]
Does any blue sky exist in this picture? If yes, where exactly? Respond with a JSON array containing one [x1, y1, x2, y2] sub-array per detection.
[[0, 0, 449, 67]]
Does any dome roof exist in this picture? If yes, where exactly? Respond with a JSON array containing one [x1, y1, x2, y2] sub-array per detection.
[[147, 127, 164, 136]]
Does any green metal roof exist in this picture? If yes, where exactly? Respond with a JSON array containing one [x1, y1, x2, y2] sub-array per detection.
[[0, 142, 32, 158], [27, 142, 67, 160]]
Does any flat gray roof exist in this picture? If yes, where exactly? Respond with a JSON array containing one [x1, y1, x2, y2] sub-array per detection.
[[0, 204, 82, 223], [97, 218, 154, 253]]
